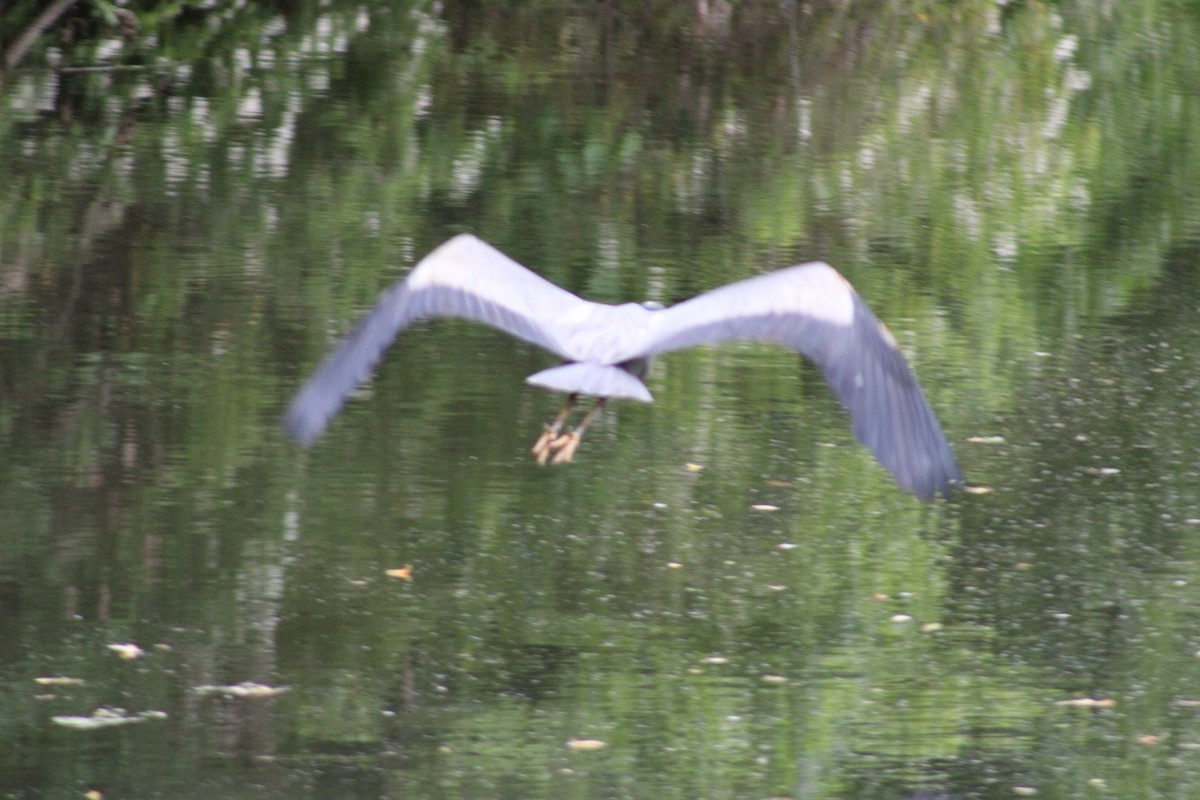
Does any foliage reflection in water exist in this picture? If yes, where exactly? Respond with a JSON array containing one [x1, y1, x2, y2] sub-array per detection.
[[0, 0, 1198, 798]]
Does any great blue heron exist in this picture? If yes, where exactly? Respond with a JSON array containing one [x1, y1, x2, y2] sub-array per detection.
[[285, 234, 962, 499]]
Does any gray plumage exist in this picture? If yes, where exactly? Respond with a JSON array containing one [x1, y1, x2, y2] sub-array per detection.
[[284, 234, 962, 499]]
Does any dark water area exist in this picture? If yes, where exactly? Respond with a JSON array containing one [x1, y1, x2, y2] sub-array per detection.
[[1, 1, 1199, 798]]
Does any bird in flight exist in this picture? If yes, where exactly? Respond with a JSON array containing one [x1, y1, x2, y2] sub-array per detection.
[[284, 234, 962, 499]]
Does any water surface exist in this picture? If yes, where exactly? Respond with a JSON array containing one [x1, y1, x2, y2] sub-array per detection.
[[1, 1, 1199, 798]]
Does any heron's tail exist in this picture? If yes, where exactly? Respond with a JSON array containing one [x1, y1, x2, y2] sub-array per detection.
[[526, 363, 653, 403]]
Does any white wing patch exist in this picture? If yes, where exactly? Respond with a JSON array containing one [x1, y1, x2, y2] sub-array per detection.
[[405, 234, 508, 293], [773, 263, 856, 327]]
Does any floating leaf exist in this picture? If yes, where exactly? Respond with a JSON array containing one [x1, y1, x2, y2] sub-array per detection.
[[34, 677, 85, 686], [567, 739, 607, 751], [52, 708, 166, 730], [1055, 697, 1115, 708], [386, 565, 413, 581], [107, 643, 144, 660], [193, 682, 289, 698]]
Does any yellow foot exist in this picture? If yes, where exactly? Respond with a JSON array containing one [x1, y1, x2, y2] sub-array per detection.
[[549, 431, 581, 465], [531, 425, 558, 465]]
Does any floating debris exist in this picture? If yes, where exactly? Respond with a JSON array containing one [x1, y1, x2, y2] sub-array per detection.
[[966, 435, 1005, 444], [1137, 734, 1160, 746], [751, 504, 780, 512], [666, 562, 683, 570], [1055, 697, 1115, 709], [385, 565, 413, 581], [567, 739, 607, 751], [193, 682, 289, 699], [1013, 787, 1038, 797], [964, 485, 993, 495], [685, 463, 705, 472], [703, 656, 729, 665], [107, 643, 144, 661], [760, 675, 788, 685], [777, 542, 797, 551], [921, 622, 944, 634], [52, 708, 167, 730], [890, 614, 913, 624], [765, 479, 791, 488], [34, 677, 85, 687]]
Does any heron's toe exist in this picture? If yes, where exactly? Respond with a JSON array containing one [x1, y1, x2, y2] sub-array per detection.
[[531, 425, 558, 461], [549, 432, 581, 465]]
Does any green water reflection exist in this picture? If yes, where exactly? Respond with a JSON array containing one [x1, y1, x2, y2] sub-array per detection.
[[1, 0, 1199, 798]]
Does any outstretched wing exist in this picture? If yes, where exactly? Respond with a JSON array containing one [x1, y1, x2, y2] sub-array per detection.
[[636, 264, 961, 499], [284, 234, 596, 446]]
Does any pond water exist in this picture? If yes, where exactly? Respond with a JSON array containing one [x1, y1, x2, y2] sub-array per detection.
[[1, 1, 1199, 798]]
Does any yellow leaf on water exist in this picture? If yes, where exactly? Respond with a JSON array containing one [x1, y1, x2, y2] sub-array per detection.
[[386, 565, 414, 582], [567, 739, 607, 751]]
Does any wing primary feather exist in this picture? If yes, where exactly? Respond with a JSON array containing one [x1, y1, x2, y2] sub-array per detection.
[[284, 283, 416, 446], [639, 266, 960, 499], [283, 235, 595, 446]]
